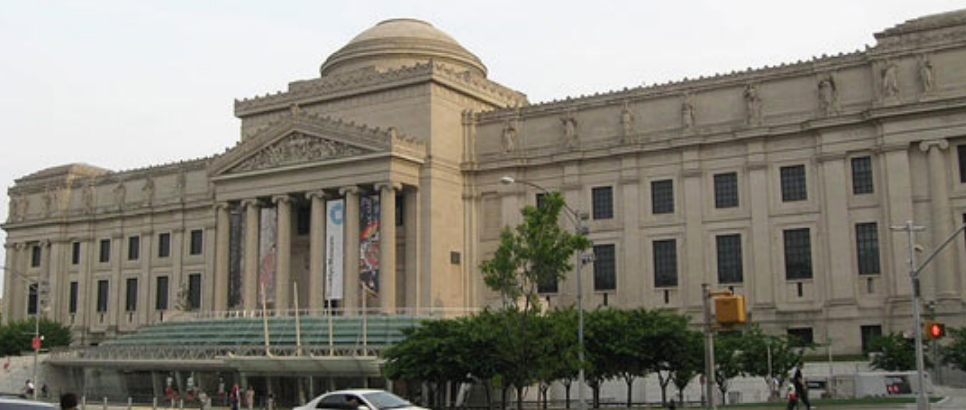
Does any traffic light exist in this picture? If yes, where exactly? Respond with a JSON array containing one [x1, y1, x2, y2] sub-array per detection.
[[924, 321, 946, 340], [714, 294, 747, 326]]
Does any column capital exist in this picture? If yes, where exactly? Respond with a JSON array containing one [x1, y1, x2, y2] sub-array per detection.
[[272, 195, 292, 205], [40, 239, 51, 248], [919, 139, 949, 152], [375, 182, 403, 193], [241, 198, 260, 209], [14, 243, 26, 251], [305, 190, 328, 201], [214, 202, 232, 212], [339, 186, 360, 197]]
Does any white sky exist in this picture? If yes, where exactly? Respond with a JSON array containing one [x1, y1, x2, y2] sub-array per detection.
[[1, 0, 963, 293]]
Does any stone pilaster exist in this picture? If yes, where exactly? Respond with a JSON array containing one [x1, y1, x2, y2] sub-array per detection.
[[682, 150, 705, 308], [340, 186, 360, 313], [404, 187, 420, 309], [377, 182, 401, 313], [747, 160, 774, 307], [883, 144, 914, 298], [213, 203, 231, 312], [307, 191, 327, 311], [274, 195, 292, 311], [920, 139, 958, 300], [242, 199, 260, 311], [820, 154, 856, 303], [2, 244, 14, 325]]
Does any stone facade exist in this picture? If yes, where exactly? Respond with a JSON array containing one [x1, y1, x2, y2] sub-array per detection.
[[5, 13, 966, 353]]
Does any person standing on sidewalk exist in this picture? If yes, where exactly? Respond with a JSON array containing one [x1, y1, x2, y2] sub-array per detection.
[[791, 361, 814, 410], [245, 385, 255, 410]]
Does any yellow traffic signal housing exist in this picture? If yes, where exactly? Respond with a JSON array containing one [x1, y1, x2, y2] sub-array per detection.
[[924, 321, 946, 340], [715, 294, 747, 325]]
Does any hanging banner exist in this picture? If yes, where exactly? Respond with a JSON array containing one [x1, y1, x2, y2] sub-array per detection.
[[359, 195, 381, 295], [259, 207, 278, 306], [228, 210, 244, 308], [325, 199, 345, 301]]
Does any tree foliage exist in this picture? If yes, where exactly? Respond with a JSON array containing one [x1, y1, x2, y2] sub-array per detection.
[[0, 318, 72, 357], [869, 332, 928, 371], [942, 327, 966, 372]]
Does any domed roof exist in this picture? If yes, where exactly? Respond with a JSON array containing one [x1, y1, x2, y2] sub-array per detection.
[[320, 18, 487, 78]]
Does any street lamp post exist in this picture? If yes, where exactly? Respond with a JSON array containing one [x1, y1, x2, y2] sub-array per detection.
[[2, 266, 46, 400], [500, 176, 590, 410]]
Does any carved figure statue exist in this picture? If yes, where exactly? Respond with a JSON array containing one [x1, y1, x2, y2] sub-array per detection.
[[561, 109, 578, 149], [82, 184, 94, 214], [817, 74, 838, 116], [176, 172, 187, 200], [620, 100, 634, 142], [42, 189, 55, 218], [882, 60, 900, 98], [142, 178, 156, 207], [17, 195, 29, 221], [501, 120, 517, 153], [7, 197, 16, 222], [743, 84, 762, 126], [113, 183, 126, 209], [681, 92, 695, 130], [918, 55, 934, 93]]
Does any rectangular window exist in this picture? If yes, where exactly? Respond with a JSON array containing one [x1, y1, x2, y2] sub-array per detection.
[[158, 233, 171, 258], [188, 273, 202, 310], [653, 239, 678, 288], [787, 328, 814, 347], [593, 244, 616, 291], [780, 165, 807, 202], [856, 222, 881, 275], [851, 156, 874, 195], [69, 281, 78, 314], [128, 236, 140, 261], [714, 172, 739, 208], [959, 145, 966, 183], [535, 193, 548, 210], [189, 229, 204, 255], [861, 325, 883, 354], [27, 283, 38, 315], [31, 245, 41, 267], [591, 187, 614, 220], [651, 179, 674, 215], [297, 204, 311, 236], [783, 228, 812, 280], [71, 242, 81, 265], [537, 275, 558, 294], [99, 239, 111, 263], [96, 280, 109, 313], [716, 234, 743, 284], [125, 278, 138, 312], [156, 276, 169, 311], [395, 194, 404, 227]]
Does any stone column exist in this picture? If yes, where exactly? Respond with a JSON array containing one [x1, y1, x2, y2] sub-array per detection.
[[340, 187, 360, 313], [2, 244, 14, 325], [820, 154, 856, 303], [377, 182, 401, 313], [682, 161, 705, 308], [404, 187, 420, 309], [213, 203, 231, 312], [12, 243, 26, 320], [883, 144, 914, 297], [307, 191, 327, 311], [242, 199, 260, 311], [274, 195, 292, 312], [920, 139, 958, 299], [40, 240, 53, 319], [747, 161, 774, 307]]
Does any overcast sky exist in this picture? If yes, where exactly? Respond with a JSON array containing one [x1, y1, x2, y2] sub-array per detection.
[[1, 0, 963, 293]]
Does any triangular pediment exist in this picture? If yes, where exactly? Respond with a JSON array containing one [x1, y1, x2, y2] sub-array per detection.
[[210, 112, 409, 177]]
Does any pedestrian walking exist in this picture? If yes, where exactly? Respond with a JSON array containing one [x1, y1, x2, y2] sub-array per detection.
[[229, 383, 241, 410], [245, 385, 255, 410]]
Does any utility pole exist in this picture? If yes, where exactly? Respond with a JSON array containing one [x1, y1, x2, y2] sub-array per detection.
[[892, 220, 928, 410], [702, 284, 717, 410]]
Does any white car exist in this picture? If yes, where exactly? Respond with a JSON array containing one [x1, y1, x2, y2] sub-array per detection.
[[0, 397, 55, 410], [295, 389, 426, 410]]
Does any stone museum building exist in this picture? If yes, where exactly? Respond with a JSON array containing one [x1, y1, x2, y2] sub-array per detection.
[[5, 8, 966, 399]]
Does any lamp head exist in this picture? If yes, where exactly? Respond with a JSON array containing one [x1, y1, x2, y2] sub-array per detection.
[[500, 176, 515, 185]]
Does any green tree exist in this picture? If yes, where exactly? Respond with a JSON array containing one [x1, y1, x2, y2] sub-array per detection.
[[669, 329, 703, 406], [540, 308, 581, 409], [942, 327, 966, 372], [650, 311, 694, 406], [0, 318, 72, 357], [869, 332, 928, 371], [713, 332, 745, 405], [735, 326, 805, 400], [479, 191, 590, 410], [383, 318, 472, 408]]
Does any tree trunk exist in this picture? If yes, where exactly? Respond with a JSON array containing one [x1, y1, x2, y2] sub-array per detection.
[[624, 376, 634, 408], [484, 381, 493, 410], [500, 386, 508, 410], [516, 385, 524, 410], [563, 381, 571, 409], [657, 373, 670, 405], [591, 383, 600, 409], [540, 384, 548, 409], [677, 388, 685, 407]]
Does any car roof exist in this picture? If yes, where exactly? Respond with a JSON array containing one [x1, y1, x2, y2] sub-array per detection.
[[325, 389, 385, 396], [0, 397, 55, 408]]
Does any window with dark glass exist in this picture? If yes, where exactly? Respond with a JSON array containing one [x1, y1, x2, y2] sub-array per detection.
[[99, 239, 111, 263], [69, 281, 78, 314], [158, 233, 171, 258], [189, 229, 203, 255], [156, 276, 169, 311], [851, 156, 874, 195], [780, 165, 807, 202], [537, 275, 558, 294], [31, 245, 41, 267], [714, 172, 739, 208], [783, 228, 812, 280], [27, 283, 38, 315], [787, 328, 814, 347], [297, 204, 311, 236], [96, 280, 109, 313], [536, 193, 548, 210], [716, 234, 743, 284], [128, 236, 140, 261], [395, 194, 404, 227], [71, 242, 81, 265], [654, 239, 678, 288], [856, 222, 881, 275], [125, 278, 138, 312], [592, 187, 614, 220], [593, 244, 616, 291], [651, 179, 674, 215], [959, 145, 966, 183], [188, 273, 202, 310], [861, 325, 883, 354]]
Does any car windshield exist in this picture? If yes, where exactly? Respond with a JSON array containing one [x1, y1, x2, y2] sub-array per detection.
[[362, 392, 411, 410]]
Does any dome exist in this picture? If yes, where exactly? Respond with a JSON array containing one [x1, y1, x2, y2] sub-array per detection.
[[320, 18, 487, 78]]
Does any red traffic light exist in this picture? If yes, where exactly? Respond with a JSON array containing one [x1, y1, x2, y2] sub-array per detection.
[[925, 321, 946, 340]]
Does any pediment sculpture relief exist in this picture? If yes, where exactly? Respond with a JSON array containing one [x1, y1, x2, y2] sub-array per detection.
[[231, 132, 368, 173]]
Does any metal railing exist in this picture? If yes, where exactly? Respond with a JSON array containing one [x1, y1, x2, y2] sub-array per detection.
[[174, 306, 480, 321]]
